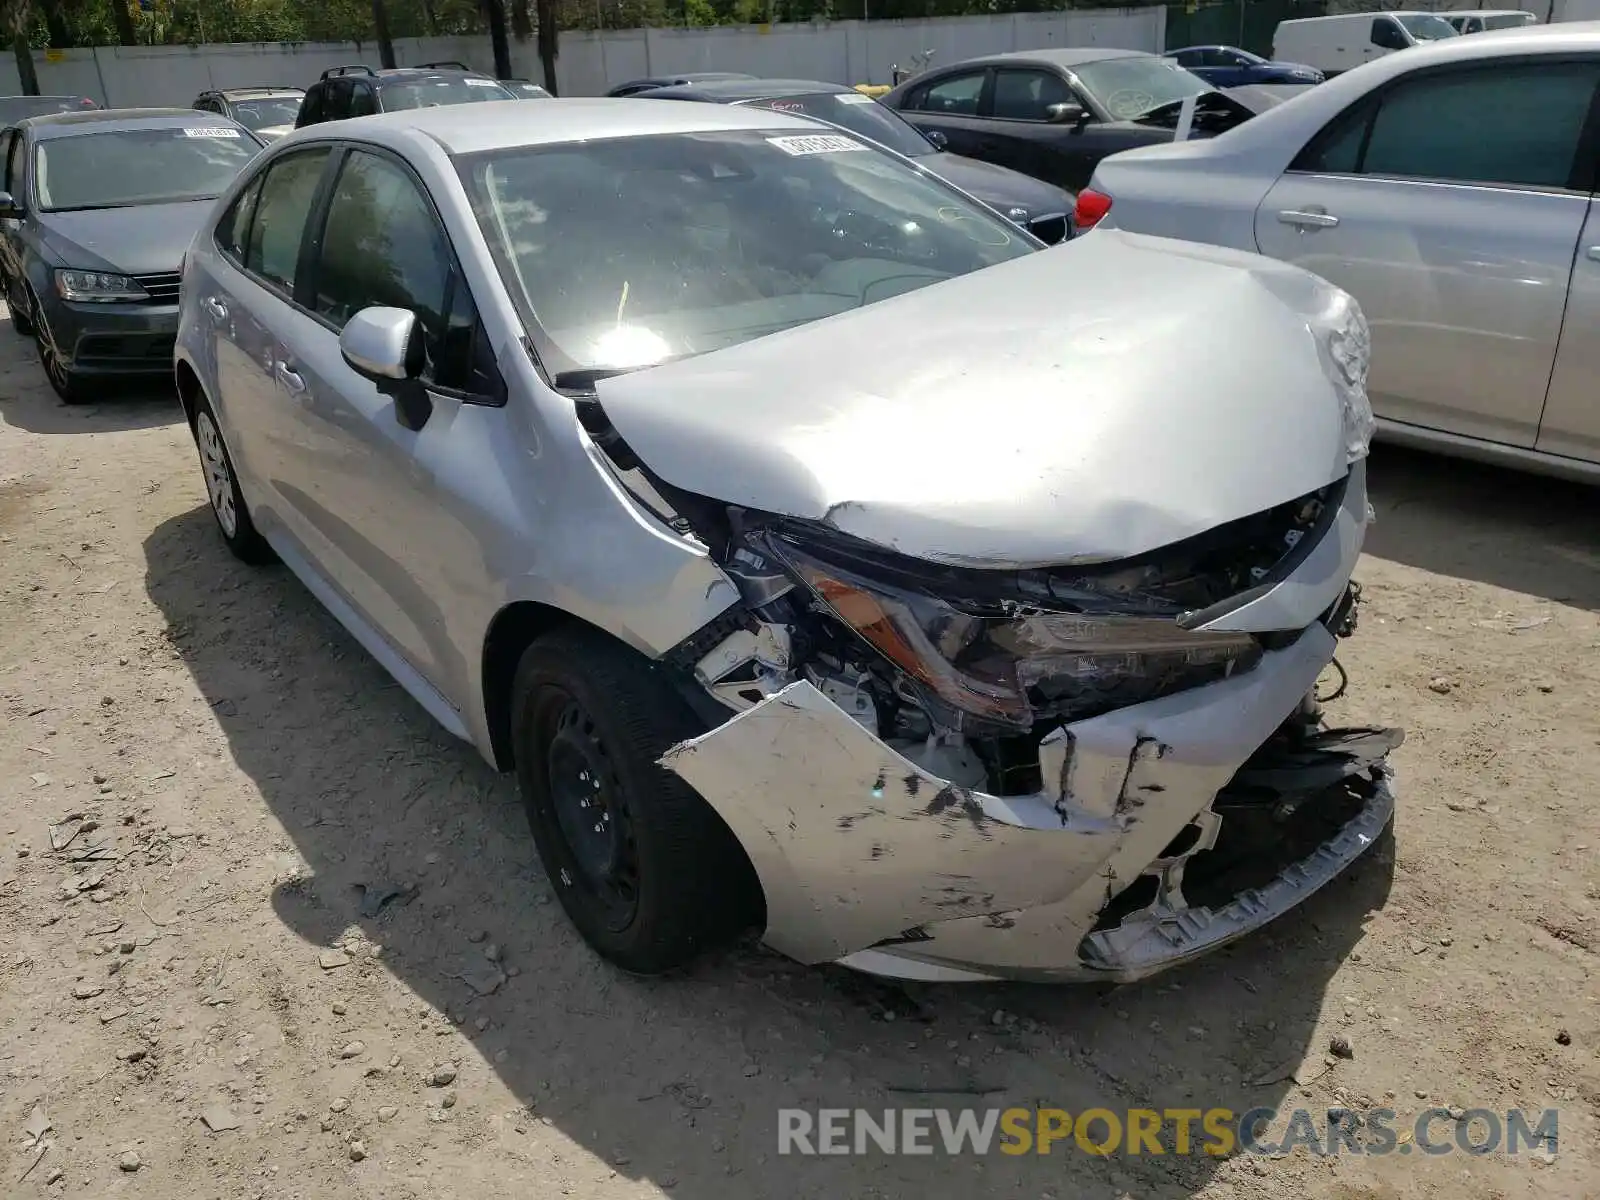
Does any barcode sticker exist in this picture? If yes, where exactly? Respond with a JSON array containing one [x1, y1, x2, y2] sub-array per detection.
[[464, 77, 500, 86], [184, 126, 241, 138], [766, 134, 865, 156], [835, 93, 874, 105]]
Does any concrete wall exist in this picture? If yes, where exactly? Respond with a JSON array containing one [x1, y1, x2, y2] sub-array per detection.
[[0, 8, 1165, 106]]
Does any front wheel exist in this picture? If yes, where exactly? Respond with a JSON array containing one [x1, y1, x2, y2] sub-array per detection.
[[511, 628, 762, 974], [30, 291, 88, 404]]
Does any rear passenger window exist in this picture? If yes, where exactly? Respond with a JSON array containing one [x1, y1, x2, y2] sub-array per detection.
[[1295, 63, 1600, 189], [311, 149, 481, 392], [350, 83, 377, 117], [216, 172, 264, 261], [916, 71, 985, 115], [244, 150, 328, 292]]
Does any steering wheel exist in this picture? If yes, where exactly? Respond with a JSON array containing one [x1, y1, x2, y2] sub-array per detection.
[[1104, 88, 1157, 119]]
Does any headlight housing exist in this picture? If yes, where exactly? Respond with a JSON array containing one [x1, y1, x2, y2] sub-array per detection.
[[55, 269, 149, 303], [767, 529, 1262, 730], [1313, 288, 1375, 464]]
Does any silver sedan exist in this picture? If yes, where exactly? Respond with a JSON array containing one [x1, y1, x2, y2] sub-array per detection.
[[1082, 23, 1600, 483], [175, 98, 1396, 983]]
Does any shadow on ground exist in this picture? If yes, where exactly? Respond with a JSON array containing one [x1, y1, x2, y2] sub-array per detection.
[[1365, 444, 1600, 611], [145, 504, 1391, 1199]]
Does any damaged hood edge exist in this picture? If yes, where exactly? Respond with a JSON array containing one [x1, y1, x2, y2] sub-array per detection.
[[596, 231, 1354, 567]]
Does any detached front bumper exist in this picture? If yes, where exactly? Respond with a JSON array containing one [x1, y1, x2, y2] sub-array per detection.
[[660, 464, 1397, 983]]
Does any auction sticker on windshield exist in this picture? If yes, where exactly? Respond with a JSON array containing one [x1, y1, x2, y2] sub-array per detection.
[[465, 78, 501, 86], [183, 127, 240, 137], [767, 134, 865, 156], [835, 93, 874, 105]]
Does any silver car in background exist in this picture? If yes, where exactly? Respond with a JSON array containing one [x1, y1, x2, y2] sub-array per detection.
[[175, 99, 1397, 984], [1081, 23, 1600, 482]]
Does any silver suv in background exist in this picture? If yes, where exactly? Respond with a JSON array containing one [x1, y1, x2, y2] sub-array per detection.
[[175, 99, 1397, 984]]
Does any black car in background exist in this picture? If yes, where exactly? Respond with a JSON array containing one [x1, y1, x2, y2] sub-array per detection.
[[0, 108, 259, 402], [296, 64, 515, 127], [0, 96, 99, 124], [634, 77, 1075, 244], [191, 85, 304, 142], [604, 71, 754, 97], [882, 47, 1258, 191]]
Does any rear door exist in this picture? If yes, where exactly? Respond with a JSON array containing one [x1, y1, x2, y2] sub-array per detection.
[[1254, 57, 1600, 448], [1538, 202, 1600, 465], [893, 68, 992, 159], [211, 147, 334, 537]]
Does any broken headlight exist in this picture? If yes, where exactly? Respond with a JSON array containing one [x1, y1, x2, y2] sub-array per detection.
[[768, 529, 1262, 730], [1314, 288, 1375, 465]]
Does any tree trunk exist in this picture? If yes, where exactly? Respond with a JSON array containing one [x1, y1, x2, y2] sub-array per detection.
[[510, 0, 530, 42], [370, 0, 395, 68], [40, 0, 69, 47], [534, 0, 557, 93], [483, 0, 511, 78], [11, 31, 37, 95], [110, 0, 136, 45]]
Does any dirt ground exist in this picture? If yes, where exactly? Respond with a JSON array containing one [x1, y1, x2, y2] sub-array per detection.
[[1, 313, 1598, 1200]]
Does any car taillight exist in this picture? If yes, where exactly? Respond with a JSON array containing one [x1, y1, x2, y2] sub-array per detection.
[[1074, 187, 1112, 230]]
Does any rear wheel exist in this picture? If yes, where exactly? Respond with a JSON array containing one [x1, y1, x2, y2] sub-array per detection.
[[192, 395, 273, 564], [512, 627, 761, 974]]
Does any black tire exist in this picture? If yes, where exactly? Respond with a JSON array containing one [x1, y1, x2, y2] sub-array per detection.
[[191, 394, 274, 565], [29, 288, 89, 404], [512, 627, 761, 974], [5, 274, 33, 336]]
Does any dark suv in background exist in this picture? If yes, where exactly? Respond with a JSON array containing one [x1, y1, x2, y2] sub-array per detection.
[[295, 63, 515, 128], [192, 86, 304, 143]]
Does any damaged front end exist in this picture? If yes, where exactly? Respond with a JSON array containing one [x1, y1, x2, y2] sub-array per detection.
[[581, 386, 1397, 979]]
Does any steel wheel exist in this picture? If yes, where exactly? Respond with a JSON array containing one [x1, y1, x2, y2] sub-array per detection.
[[542, 692, 640, 931], [196, 409, 239, 537]]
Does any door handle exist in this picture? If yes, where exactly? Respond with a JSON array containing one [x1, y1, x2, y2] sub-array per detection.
[[202, 296, 227, 320], [274, 360, 306, 393], [1278, 209, 1340, 229]]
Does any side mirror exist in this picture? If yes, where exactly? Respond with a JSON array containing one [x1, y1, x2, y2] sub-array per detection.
[[340, 305, 433, 431], [1046, 102, 1087, 127], [924, 129, 948, 150], [0, 190, 23, 220]]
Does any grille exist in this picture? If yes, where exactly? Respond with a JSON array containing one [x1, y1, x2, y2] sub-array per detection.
[[134, 272, 182, 304], [1027, 213, 1068, 245], [76, 333, 176, 363]]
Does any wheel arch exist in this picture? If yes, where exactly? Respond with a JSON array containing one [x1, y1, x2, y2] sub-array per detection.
[[481, 600, 575, 771], [174, 357, 202, 431]]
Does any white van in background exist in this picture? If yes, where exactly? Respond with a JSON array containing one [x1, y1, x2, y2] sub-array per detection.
[[1273, 11, 1459, 75], [1446, 9, 1538, 33]]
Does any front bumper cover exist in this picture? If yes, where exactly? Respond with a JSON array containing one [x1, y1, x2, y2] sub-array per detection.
[[659, 463, 1394, 982]]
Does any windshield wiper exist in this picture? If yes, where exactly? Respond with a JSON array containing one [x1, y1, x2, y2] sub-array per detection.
[[554, 357, 687, 392]]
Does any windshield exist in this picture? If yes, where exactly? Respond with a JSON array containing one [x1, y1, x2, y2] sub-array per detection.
[[381, 77, 514, 108], [0, 97, 96, 123], [1072, 56, 1213, 121], [35, 125, 258, 211], [229, 96, 302, 129], [741, 92, 935, 157], [463, 129, 1030, 376], [1395, 13, 1459, 39]]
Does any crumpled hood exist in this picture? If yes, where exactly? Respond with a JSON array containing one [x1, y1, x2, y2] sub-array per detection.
[[38, 199, 214, 276], [924, 152, 1074, 216], [596, 229, 1354, 567]]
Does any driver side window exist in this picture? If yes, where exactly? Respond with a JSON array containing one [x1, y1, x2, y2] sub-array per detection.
[[1371, 17, 1408, 49], [991, 69, 1075, 121]]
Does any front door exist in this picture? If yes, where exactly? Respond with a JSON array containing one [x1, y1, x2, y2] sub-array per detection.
[[279, 146, 496, 704], [1539, 199, 1600, 466], [1254, 58, 1600, 448], [895, 68, 993, 160]]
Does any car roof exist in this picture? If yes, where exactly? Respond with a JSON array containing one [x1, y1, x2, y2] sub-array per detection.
[[20, 108, 233, 137], [292, 96, 829, 155], [214, 86, 304, 98], [945, 46, 1151, 70], [641, 78, 851, 102], [0, 94, 94, 101]]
